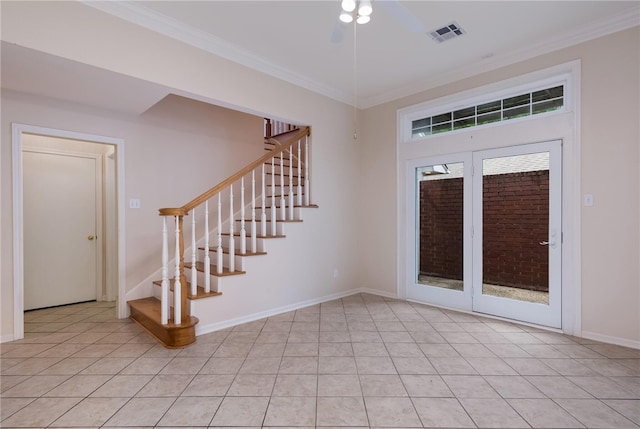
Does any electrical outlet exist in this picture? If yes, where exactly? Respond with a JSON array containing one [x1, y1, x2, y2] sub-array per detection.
[[129, 198, 141, 209], [333, 269, 339, 278]]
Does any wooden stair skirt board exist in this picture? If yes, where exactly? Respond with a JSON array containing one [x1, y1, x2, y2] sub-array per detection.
[[128, 297, 198, 348]]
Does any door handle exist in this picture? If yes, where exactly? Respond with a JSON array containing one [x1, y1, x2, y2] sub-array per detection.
[[88, 235, 95, 241], [540, 230, 558, 248]]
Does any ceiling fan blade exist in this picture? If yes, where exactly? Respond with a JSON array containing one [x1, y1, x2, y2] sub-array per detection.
[[377, 0, 425, 33], [331, 21, 346, 44]]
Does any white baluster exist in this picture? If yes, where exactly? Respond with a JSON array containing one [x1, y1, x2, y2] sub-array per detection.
[[280, 151, 286, 221], [228, 185, 235, 272], [217, 194, 223, 274], [288, 147, 294, 220], [240, 177, 246, 255], [297, 139, 303, 206], [251, 170, 257, 253], [261, 163, 267, 237], [161, 217, 169, 325], [271, 157, 277, 236], [190, 208, 197, 297], [204, 201, 211, 293], [173, 216, 181, 325], [304, 136, 310, 206]]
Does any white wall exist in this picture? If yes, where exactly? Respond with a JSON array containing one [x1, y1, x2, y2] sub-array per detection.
[[358, 27, 640, 346], [0, 1, 359, 340]]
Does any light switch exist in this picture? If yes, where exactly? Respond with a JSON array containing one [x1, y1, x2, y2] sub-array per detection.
[[129, 198, 141, 209], [583, 194, 593, 207]]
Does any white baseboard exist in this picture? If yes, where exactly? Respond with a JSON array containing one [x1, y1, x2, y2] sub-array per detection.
[[581, 330, 640, 350], [358, 287, 398, 299], [1, 333, 16, 343], [196, 289, 363, 335]]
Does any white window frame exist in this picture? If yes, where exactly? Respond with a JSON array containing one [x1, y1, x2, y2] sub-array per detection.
[[399, 70, 574, 144]]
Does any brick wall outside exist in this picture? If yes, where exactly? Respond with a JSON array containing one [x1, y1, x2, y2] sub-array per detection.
[[419, 177, 464, 281], [419, 170, 549, 291]]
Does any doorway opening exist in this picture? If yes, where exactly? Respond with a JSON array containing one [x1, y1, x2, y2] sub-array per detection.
[[12, 124, 125, 341]]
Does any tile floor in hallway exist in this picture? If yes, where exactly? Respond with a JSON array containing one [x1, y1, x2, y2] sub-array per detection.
[[1, 293, 639, 428]]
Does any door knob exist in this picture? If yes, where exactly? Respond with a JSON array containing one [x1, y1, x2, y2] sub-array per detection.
[[88, 235, 95, 241], [539, 241, 549, 245]]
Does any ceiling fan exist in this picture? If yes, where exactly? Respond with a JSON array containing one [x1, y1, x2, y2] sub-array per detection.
[[331, 0, 426, 43]]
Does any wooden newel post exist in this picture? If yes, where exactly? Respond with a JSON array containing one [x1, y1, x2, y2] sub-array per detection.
[[160, 207, 191, 324]]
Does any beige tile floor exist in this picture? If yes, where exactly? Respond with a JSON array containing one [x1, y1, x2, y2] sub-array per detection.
[[1, 294, 639, 428]]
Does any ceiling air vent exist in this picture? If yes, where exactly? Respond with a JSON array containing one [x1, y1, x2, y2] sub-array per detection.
[[429, 22, 465, 43]]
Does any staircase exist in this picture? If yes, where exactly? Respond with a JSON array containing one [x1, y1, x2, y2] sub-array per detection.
[[128, 124, 315, 348]]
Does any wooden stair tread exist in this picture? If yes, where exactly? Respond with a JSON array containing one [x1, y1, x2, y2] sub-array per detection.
[[222, 232, 286, 238], [270, 195, 305, 199], [128, 297, 198, 348], [152, 278, 225, 298], [235, 219, 303, 223], [264, 204, 319, 209], [198, 247, 267, 256], [183, 261, 247, 276], [264, 172, 305, 177]]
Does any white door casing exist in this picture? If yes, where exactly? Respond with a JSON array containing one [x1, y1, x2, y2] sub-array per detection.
[[11, 123, 125, 342]]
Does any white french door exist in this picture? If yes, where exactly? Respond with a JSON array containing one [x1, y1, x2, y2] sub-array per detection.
[[406, 152, 473, 311], [472, 141, 562, 327], [407, 140, 562, 328]]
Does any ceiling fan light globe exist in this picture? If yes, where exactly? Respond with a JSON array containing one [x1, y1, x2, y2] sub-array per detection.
[[340, 12, 354, 23], [341, 0, 356, 12], [356, 14, 370, 24], [358, 0, 373, 16]]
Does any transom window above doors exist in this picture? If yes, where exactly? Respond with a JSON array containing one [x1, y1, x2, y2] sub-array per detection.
[[411, 85, 564, 138], [400, 71, 571, 143]]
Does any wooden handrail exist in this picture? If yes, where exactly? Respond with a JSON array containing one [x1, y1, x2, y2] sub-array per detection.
[[159, 126, 310, 216], [265, 127, 301, 143]]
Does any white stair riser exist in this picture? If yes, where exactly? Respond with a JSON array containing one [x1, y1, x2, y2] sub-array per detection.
[[189, 271, 222, 291], [261, 208, 301, 221], [218, 236, 266, 252]]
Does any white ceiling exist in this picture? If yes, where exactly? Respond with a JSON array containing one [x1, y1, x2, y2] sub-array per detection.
[[2, 1, 638, 114], [88, 0, 640, 108]]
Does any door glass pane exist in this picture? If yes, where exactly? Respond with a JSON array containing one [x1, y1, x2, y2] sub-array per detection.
[[417, 162, 464, 291], [481, 153, 550, 304]]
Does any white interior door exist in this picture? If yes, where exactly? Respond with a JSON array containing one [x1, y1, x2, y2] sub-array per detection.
[[472, 141, 562, 328], [23, 150, 99, 310], [406, 153, 473, 310]]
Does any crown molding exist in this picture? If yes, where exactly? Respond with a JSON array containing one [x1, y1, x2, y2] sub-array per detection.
[[84, 1, 637, 110], [82, 1, 353, 105], [360, 7, 640, 108]]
